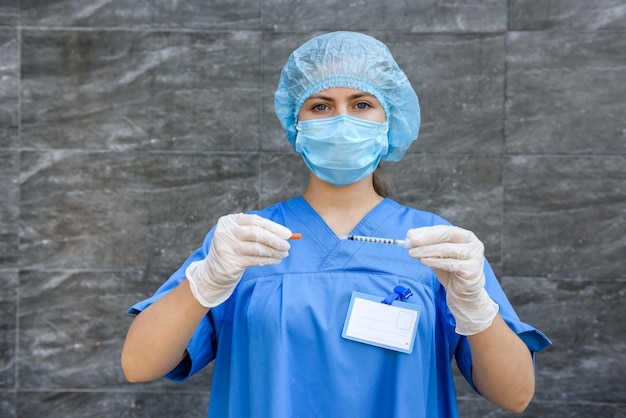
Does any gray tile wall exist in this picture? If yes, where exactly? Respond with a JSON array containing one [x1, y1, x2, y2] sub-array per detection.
[[1, 1, 624, 417]]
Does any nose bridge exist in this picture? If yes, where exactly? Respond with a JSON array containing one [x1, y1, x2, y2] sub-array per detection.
[[336, 100, 350, 116]]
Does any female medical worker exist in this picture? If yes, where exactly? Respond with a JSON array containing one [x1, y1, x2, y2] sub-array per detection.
[[121, 31, 551, 417]]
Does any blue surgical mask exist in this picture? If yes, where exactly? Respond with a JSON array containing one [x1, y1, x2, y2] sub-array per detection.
[[295, 114, 389, 186]]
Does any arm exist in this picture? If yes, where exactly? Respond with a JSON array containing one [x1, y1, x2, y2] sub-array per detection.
[[121, 279, 207, 382], [468, 314, 535, 413], [407, 225, 535, 413], [121, 213, 292, 383]]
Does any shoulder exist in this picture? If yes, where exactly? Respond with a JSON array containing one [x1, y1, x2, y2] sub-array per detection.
[[386, 199, 452, 227], [247, 196, 312, 224], [248, 199, 292, 221]]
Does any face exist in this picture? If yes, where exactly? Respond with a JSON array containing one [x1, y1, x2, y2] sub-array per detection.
[[298, 87, 386, 123]]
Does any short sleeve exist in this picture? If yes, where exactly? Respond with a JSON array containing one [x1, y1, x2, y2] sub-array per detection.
[[164, 312, 216, 382]]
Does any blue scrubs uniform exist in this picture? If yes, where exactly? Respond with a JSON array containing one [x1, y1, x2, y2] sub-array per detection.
[[129, 197, 551, 417]]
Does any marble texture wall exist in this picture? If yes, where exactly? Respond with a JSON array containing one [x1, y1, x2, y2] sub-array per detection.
[[1, 0, 624, 417]]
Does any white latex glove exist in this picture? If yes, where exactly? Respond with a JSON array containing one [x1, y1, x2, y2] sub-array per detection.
[[406, 225, 499, 335], [186, 213, 292, 308]]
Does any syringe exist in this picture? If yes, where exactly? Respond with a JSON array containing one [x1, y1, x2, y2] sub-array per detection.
[[340, 234, 410, 248]]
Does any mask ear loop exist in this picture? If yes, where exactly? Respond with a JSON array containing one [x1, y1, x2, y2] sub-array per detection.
[[294, 123, 303, 153]]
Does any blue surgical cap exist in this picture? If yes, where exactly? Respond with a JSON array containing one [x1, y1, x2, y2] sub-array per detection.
[[274, 31, 420, 161]]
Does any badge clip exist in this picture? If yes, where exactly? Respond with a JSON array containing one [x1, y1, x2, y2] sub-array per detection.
[[382, 286, 413, 305]]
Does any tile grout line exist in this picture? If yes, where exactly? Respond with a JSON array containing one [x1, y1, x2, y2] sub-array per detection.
[[257, 27, 264, 208], [501, 1, 510, 278], [14, 10, 22, 411]]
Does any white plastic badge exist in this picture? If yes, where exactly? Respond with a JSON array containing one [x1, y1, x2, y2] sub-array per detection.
[[341, 291, 419, 354]]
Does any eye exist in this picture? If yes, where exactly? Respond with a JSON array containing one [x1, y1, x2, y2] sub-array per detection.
[[312, 103, 328, 112], [355, 102, 371, 110]]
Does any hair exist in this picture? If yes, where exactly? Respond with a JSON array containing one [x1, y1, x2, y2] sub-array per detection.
[[373, 164, 394, 198]]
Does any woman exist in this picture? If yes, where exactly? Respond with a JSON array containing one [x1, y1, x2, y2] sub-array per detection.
[[121, 31, 550, 417]]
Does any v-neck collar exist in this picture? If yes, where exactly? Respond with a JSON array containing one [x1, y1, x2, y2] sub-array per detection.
[[284, 196, 403, 271]]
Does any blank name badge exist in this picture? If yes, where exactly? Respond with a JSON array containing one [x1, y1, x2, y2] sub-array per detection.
[[341, 291, 420, 354]]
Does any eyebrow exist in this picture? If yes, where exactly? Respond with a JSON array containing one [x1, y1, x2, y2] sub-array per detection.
[[306, 92, 376, 101]]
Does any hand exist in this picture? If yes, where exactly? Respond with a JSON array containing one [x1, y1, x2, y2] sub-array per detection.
[[186, 213, 292, 308], [405, 225, 499, 335]]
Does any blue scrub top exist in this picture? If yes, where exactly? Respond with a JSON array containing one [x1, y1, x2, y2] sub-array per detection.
[[129, 197, 551, 418]]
